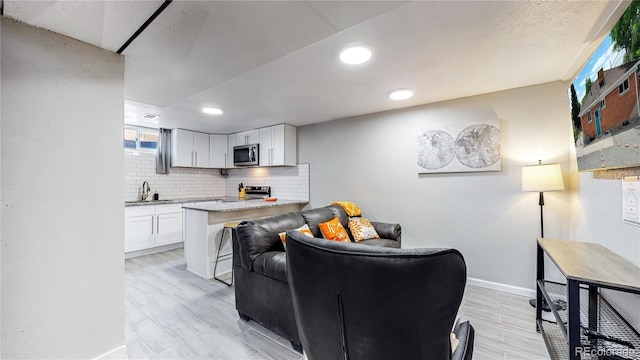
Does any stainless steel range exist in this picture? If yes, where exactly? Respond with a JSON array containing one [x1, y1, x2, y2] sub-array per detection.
[[243, 186, 271, 199]]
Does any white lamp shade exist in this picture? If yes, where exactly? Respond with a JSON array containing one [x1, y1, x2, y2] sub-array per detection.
[[522, 163, 565, 192]]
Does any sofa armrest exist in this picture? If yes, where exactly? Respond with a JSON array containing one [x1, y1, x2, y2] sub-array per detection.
[[370, 221, 401, 246], [451, 320, 475, 360]]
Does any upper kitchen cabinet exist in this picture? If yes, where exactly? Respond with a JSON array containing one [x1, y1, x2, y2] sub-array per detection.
[[227, 134, 237, 169], [235, 129, 259, 145], [260, 124, 297, 166], [171, 129, 210, 168], [209, 134, 228, 168]]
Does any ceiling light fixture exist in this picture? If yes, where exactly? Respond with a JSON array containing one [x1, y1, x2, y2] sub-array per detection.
[[202, 107, 223, 115], [139, 113, 159, 121], [389, 89, 414, 100], [339, 43, 372, 65]]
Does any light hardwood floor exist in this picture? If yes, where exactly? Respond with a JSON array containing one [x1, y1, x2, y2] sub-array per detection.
[[125, 248, 550, 359]]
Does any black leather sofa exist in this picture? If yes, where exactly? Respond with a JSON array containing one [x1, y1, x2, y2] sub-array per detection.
[[233, 205, 401, 351]]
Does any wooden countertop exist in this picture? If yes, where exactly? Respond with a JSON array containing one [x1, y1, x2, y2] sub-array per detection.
[[538, 238, 640, 293]]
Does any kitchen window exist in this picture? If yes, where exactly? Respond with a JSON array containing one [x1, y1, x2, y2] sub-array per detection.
[[124, 126, 158, 152]]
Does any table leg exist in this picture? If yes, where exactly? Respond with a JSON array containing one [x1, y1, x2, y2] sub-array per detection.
[[588, 285, 598, 348], [568, 279, 580, 360], [536, 242, 544, 331]]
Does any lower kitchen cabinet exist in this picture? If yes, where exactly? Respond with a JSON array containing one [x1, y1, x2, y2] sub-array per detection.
[[125, 204, 183, 254], [124, 213, 154, 252]]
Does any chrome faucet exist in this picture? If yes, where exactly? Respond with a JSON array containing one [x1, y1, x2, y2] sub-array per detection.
[[141, 181, 151, 201]]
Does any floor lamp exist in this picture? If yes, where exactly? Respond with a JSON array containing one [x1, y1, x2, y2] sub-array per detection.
[[522, 160, 565, 310]]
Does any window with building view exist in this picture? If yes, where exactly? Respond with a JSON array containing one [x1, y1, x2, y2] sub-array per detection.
[[124, 126, 158, 152], [570, 1, 640, 171]]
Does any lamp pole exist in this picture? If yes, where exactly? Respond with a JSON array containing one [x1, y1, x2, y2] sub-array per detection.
[[539, 191, 544, 238], [522, 160, 565, 312]]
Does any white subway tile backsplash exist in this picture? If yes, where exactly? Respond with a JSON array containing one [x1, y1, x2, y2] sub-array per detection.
[[125, 152, 309, 202], [225, 164, 309, 201], [124, 152, 226, 201]]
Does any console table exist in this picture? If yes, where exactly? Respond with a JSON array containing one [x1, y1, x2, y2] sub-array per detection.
[[536, 238, 640, 360]]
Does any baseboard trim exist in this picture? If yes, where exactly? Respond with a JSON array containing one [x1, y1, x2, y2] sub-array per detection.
[[125, 243, 183, 259], [467, 277, 536, 298], [92, 345, 127, 360]]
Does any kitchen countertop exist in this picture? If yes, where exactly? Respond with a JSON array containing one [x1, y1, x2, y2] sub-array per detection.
[[125, 196, 251, 207], [125, 196, 307, 212], [181, 198, 307, 212]]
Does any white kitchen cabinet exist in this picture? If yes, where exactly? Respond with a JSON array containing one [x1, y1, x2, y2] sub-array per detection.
[[171, 129, 210, 168], [124, 214, 154, 252], [171, 129, 194, 167], [193, 132, 210, 167], [155, 213, 182, 246], [227, 134, 236, 168], [259, 124, 297, 166], [125, 204, 183, 254], [209, 134, 228, 168], [235, 129, 259, 145]]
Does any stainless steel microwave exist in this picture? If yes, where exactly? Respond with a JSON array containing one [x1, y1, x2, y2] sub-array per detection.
[[233, 144, 259, 166]]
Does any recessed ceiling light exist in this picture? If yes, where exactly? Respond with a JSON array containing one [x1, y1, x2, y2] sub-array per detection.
[[339, 43, 372, 65], [389, 89, 414, 100], [202, 107, 223, 115], [139, 113, 159, 121]]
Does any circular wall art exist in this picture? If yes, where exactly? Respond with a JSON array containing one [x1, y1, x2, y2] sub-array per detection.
[[454, 124, 501, 168], [417, 130, 455, 169]]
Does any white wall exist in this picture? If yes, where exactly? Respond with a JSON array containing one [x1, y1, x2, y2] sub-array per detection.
[[570, 172, 640, 331], [298, 81, 573, 291], [1, 18, 126, 359]]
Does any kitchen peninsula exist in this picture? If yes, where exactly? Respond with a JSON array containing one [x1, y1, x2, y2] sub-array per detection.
[[182, 198, 307, 279]]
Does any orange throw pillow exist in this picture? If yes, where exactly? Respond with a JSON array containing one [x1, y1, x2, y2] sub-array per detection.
[[349, 217, 380, 242], [331, 201, 362, 217], [318, 217, 351, 242], [279, 224, 313, 248]]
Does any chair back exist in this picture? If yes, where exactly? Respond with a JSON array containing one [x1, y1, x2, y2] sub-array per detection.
[[286, 231, 467, 360]]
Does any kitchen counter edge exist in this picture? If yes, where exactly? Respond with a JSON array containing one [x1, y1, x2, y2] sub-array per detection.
[[181, 199, 307, 213], [126, 197, 246, 207]]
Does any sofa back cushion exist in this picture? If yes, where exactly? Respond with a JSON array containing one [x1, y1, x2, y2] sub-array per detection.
[[301, 205, 351, 238], [236, 211, 306, 269], [235, 205, 354, 270]]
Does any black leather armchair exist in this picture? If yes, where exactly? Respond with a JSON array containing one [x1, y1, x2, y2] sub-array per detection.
[[286, 231, 474, 360]]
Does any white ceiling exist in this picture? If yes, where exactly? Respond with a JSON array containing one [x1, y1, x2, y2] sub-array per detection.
[[3, 0, 630, 134]]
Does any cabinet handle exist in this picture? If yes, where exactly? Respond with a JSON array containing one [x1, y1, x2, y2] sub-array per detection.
[[151, 216, 154, 235], [191, 151, 194, 166], [156, 215, 160, 234], [195, 152, 198, 166]]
